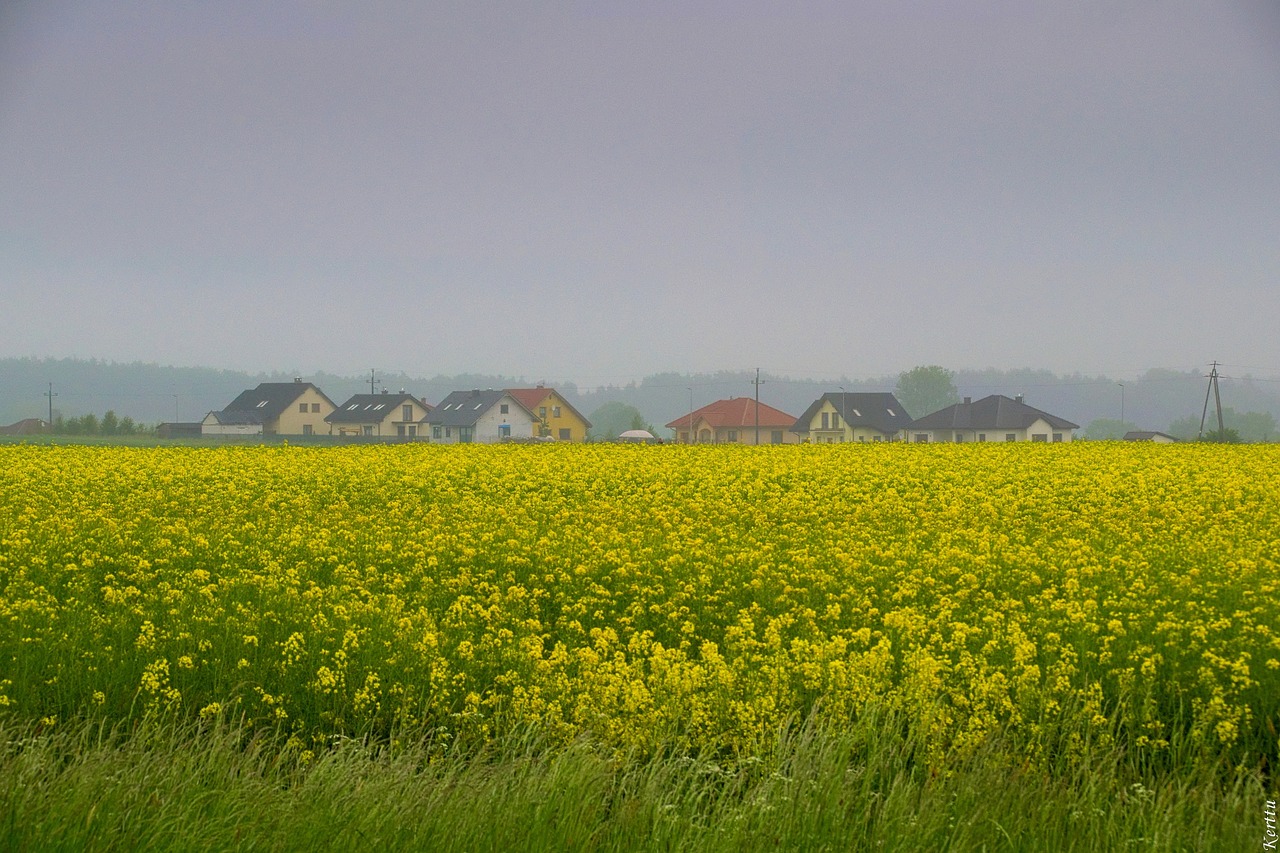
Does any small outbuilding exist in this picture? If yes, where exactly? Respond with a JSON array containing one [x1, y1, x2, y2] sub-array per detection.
[[1122, 430, 1179, 443]]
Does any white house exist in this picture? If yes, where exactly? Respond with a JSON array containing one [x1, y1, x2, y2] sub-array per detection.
[[425, 389, 538, 444], [907, 394, 1078, 443]]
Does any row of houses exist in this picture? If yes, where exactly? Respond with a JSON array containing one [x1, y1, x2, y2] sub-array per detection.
[[200, 379, 1083, 444], [666, 392, 1081, 444], [202, 380, 592, 443]]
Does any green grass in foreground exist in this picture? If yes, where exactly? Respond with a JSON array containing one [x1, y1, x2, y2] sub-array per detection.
[[1, 714, 1269, 853]]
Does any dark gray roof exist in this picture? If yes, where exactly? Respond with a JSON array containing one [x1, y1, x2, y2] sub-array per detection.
[[204, 410, 265, 426], [426, 389, 534, 428], [220, 382, 333, 419], [909, 395, 1079, 431], [1123, 430, 1178, 441], [325, 393, 428, 424], [791, 392, 912, 434]]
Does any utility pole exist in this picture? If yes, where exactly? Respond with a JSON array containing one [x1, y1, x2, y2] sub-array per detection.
[[1117, 382, 1124, 426], [1198, 361, 1225, 441], [687, 386, 694, 444], [752, 368, 766, 445], [44, 383, 57, 432], [369, 369, 380, 395]]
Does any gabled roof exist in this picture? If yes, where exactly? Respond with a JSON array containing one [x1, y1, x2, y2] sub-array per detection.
[[1123, 430, 1179, 442], [506, 388, 593, 428], [203, 410, 265, 426], [426, 390, 535, 428], [909, 394, 1079, 431], [666, 397, 796, 430], [220, 382, 334, 419], [791, 392, 912, 434], [325, 393, 431, 424], [0, 418, 48, 435]]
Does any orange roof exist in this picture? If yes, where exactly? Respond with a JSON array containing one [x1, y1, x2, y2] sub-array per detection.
[[506, 388, 553, 411], [505, 387, 593, 427], [666, 398, 796, 430]]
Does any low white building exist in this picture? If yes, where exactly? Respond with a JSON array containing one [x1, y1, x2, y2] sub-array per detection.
[[907, 395, 1078, 443]]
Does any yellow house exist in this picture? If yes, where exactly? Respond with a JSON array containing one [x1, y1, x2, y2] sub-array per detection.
[[203, 379, 337, 436], [791, 392, 911, 443], [506, 387, 592, 441], [325, 392, 433, 438]]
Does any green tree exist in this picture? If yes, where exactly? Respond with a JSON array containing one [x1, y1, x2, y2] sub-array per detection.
[[100, 410, 119, 436], [588, 402, 651, 441], [1084, 418, 1137, 440], [118, 416, 137, 436], [1169, 408, 1277, 443], [894, 365, 959, 419]]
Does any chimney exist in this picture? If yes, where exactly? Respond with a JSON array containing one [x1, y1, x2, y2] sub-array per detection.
[[963, 396, 971, 405], [471, 389, 480, 397], [1015, 394, 1024, 404], [293, 377, 302, 384]]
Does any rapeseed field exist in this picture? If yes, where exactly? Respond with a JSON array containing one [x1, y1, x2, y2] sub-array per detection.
[[1, 441, 1277, 774]]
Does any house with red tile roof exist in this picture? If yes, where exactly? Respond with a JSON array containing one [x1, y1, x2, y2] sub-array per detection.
[[666, 397, 799, 444]]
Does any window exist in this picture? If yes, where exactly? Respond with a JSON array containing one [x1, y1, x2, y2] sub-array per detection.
[[347, 403, 360, 410], [499, 424, 511, 438], [459, 426, 472, 443], [1032, 433, 1048, 442], [1005, 434, 1017, 442], [821, 412, 829, 429], [374, 404, 385, 410], [402, 405, 413, 421], [299, 403, 307, 413], [445, 427, 452, 438], [914, 433, 929, 443], [559, 427, 570, 440], [432, 426, 442, 439], [978, 434, 987, 442], [872, 435, 882, 442], [887, 409, 897, 417], [955, 434, 964, 443], [539, 407, 547, 419], [726, 430, 737, 442], [362, 425, 373, 436], [302, 424, 313, 435], [396, 425, 406, 436], [772, 430, 783, 444], [553, 406, 561, 418], [311, 403, 320, 412], [852, 408, 861, 417], [1053, 433, 1063, 443]]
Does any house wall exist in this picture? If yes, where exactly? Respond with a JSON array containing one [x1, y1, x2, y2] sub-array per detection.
[[272, 386, 335, 435], [475, 395, 536, 442], [916, 418, 1074, 444], [531, 392, 589, 441], [712, 424, 799, 444], [201, 415, 262, 436]]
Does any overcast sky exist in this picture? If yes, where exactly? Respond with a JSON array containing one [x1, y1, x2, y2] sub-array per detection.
[[2, 1, 1278, 385]]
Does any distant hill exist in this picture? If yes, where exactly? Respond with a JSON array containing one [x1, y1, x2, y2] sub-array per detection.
[[3, 357, 1277, 439]]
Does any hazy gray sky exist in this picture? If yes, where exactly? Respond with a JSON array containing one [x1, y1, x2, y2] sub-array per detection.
[[3, 1, 1278, 385]]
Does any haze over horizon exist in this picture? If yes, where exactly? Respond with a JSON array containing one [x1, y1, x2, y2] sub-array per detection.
[[3, 2, 1279, 386]]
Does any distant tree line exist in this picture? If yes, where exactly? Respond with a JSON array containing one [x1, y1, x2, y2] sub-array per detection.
[[51, 411, 150, 436]]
